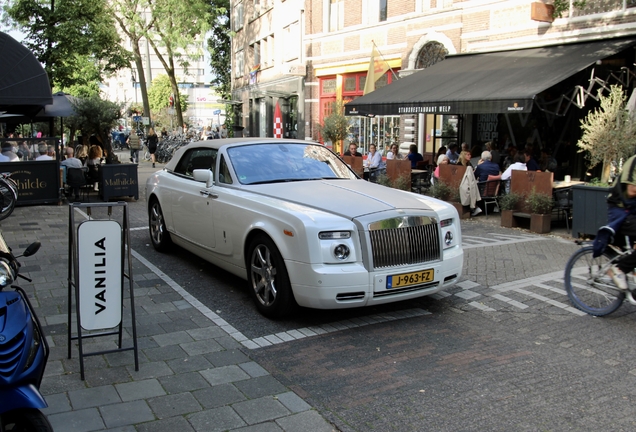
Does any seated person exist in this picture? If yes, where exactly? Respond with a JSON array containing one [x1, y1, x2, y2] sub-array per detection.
[[1, 142, 19, 161], [501, 152, 527, 194], [35, 144, 52, 160], [469, 145, 482, 168], [386, 144, 402, 160], [474, 151, 501, 182], [366, 144, 386, 182], [540, 148, 558, 172], [407, 144, 424, 169], [344, 143, 362, 157], [458, 150, 472, 168], [445, 143, 460, 164], [433, 154, 449, 184], [525, 150, 540, 171], [60, 147, 85, 169]]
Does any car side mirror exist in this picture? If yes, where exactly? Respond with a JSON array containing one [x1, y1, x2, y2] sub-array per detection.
[[193, 169, 214, 188]]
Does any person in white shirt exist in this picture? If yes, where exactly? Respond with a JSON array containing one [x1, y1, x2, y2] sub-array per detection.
[[386, 144, 401, 160], [501, 152, 527, 193], [35, 144, 52, 161], [367, 144, 385, 169]]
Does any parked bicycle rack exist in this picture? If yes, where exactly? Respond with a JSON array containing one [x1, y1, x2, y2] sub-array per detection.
[[66, 202, 139, 380]]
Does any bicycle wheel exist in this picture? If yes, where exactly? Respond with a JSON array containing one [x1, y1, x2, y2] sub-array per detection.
[[564, 246, 625, 316], [0, 178, 17, 221]]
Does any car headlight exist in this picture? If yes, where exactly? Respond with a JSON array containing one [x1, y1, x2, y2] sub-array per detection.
[[333, 244, 351, 260], [0, 259, 15, 288], [440, 219, 457, 249]]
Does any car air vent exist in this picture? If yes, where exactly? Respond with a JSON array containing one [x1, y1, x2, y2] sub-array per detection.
[[368, 216, 440, 269], [0, 330, 27, 379], [444, 274, 458, 283], [6, 297, 19, 306], [336, 292, 365, 301]]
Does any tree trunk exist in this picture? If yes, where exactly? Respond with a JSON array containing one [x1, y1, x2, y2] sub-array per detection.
[[601, 161, 612, 184], [132, 43, 151, 131]]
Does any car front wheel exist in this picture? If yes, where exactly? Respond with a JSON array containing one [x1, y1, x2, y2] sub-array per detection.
[[149, 199, 172, 252], [247, 235, 296, 319]]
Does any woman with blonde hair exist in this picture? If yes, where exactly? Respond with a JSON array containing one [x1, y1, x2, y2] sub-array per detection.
[[458, 150, 472, 168], [87, 145, 103, 191]]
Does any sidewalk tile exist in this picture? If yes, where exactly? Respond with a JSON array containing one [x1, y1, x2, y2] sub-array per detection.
[[116, 378, 166, 402], [48, 407, 105, 432], [234, 376, 287, 399], [233, 396, 290, 425], [148, 392, 202, 418], [200, 365, 250, 386], [68, 385, 121, 409], [187, 406, 246, 432], [275, 410, 335, 432], [100, 400, 156, 428], [192, 383, 246, 408], [159, 371, 211, 394], [276, 391, 312, 413], [135, 416, 196, 432]]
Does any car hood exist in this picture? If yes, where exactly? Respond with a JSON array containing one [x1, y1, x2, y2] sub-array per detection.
[[247, 179, 439, 219]]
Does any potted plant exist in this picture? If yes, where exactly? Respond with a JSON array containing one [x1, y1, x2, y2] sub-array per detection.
[[316, 100, 349, 154], [499, 193, 521, 228], [527, 189, 553, 234]]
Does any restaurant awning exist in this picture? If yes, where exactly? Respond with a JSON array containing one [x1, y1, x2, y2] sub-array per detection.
[[344, 38, 636, 117], [0, 31, 52, 117]]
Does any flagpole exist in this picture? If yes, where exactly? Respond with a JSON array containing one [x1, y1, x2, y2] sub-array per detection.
[[372, 41, 399, 82]]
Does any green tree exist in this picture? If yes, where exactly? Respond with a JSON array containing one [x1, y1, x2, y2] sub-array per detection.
[[3, 0, 130, 89], [207, 0, 233, 132], [145, 0, 213, 128], [67, 96, 124, 159], [317, 101, 350, 154], [577, 85, 636, 183], [148, 74, 188, 112]]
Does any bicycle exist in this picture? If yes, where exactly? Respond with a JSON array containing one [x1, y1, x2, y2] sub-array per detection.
[[0, 172, 18, 221], [564, 237, 636, 316]]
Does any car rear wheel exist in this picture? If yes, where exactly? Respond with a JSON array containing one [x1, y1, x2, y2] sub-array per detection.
[[247, 235, 296, 319], [149, 199, 172, 252]]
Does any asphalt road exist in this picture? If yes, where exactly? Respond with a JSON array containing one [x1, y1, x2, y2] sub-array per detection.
[[126, 161, 636, 431]]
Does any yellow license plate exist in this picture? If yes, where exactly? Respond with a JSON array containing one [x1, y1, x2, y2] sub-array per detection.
[[387, 269, 434, 289]]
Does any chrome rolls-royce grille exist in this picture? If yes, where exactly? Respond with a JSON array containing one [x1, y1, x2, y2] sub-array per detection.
[[368, 216, 440, 269]]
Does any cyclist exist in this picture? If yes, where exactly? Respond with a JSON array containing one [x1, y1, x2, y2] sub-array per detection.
[[593, 155, 636, 289]]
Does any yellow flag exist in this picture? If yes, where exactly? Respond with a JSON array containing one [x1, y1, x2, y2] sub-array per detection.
[[363, 47, 390, 95]]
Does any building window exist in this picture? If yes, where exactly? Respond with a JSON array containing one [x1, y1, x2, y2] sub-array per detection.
[[253, 0, 260, 18], [266, 35, 275, 67], [415, 42, 448, 69], [329, 0, 344, 32], [234, 2, 244, 30], [252, 42, 260, 67], [235, 50, 244, 77], [283, 23, 299, 61], [321, 78, 337, 95], [379, 0, 387, 21]]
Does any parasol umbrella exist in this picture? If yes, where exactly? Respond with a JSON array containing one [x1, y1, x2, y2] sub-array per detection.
[[0, 31, 52, 117], [35, 92, 78, 118]]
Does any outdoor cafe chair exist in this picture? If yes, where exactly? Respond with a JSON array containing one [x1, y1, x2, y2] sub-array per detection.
[[477, 174, 502, 216]]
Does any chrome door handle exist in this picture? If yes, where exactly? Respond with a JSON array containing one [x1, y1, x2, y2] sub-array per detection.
[[200, 190, 218, 199]]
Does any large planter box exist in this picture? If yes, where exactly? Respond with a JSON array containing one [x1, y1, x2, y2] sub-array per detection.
[[450, 201, 471, 219], [571, 184, 609, 238], [100, 164, 139, 201], [530, 213, 551, 234], [0, 160, 61, 206]]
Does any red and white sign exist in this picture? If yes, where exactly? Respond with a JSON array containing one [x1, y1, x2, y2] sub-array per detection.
[[273, 101, 283, 138]]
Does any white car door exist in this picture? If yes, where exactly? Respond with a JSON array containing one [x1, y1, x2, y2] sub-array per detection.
[[169, 148, 217, 249]]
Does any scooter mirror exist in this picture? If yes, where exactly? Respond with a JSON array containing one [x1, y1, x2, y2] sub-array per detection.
[[23, 241, 41, 257]]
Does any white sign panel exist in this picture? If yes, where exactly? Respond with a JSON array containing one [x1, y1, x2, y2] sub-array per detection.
[[78, 220, 122, 330]]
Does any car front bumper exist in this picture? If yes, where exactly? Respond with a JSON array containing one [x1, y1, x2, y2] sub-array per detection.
[[286, 246, 463, 309]]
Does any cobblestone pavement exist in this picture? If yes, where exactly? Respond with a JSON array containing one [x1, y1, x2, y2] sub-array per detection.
[[5, 159, 636, 431], [1, 160, 335, 432]]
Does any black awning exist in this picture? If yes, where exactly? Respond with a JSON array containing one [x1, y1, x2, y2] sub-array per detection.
[[0, 32, 53, 117], [345, 39, 636, 116]]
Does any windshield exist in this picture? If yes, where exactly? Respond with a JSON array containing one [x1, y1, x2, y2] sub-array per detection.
[[227, 143, 358, 185]]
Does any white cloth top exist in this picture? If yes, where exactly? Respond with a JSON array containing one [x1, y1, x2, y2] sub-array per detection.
[[367, 151, 384, 169], [501, 162, 527, 181]]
